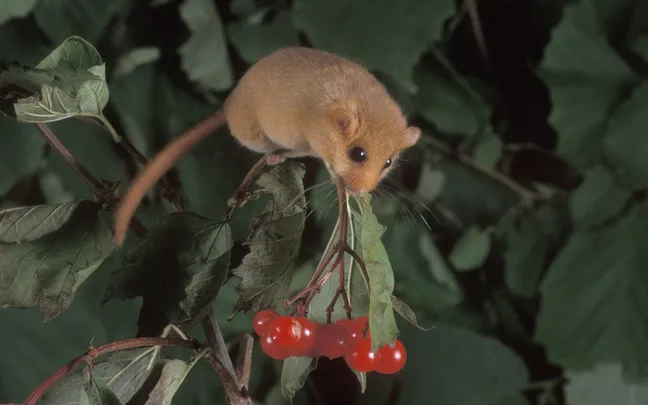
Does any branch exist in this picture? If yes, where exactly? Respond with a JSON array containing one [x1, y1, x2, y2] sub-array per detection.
[[21, 337, 201, 405], [423, 136, 543, 208], [35, 123, 148, 238]]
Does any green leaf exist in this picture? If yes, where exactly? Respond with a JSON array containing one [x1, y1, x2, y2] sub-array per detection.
[[40, 348, 159, 405], [113, 47, 161, 78], [473, 132, 504, 169], [538, 0, 636, 168], [569, 165, 632, 228], [354, 195, 399, 351], [388, 222, 463, 317], [281, 357, 316, 403], [109, 64, 159, 159], [80, 376, 123, 405], [7, 36, 109, 122], [0, 200, 93, 242], [33, 0, 130, 45], [448, 226, 491, 271], [0, 116, 46, 197], [0, 200, 114, 319], [391, 294, 430, 330], [228, 11, 300, 64], [388, 323, 529, 405], [411, 52, 492, 137], [179, 0, 234, 91], [414, 163, 446, 202], [603, 81, 648, 189], [231, 162, 306, 315], [292, 0, 456, 91], [0, 0, 39, 25], [536, 200, 648, 379], [565, 364, 648, 405], [105, 213, 233, 324], [501, 203, 570, 298], [143, 360, 193, 405]]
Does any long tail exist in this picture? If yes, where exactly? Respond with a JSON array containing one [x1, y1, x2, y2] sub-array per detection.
[[113, 109, 226, 246]]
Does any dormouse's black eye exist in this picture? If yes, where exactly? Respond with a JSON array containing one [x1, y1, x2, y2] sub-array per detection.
[[384, 158, 392, 169], [349, 146, 367, 163]]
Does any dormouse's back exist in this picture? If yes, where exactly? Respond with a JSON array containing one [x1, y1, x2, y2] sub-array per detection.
[[230, 47, 393, 113]]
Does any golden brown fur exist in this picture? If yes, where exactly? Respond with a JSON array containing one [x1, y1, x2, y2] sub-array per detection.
[[113, 47, 420, 245]]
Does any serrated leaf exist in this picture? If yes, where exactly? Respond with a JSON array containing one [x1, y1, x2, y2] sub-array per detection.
[[232, 162, 306, 314], [281, 357, 315, 403], [143, 360, 192, 405], [565, 364, 648, 405], [536, 200, 648, 379], [603, 81, 648, 189], [228, 11, 299, 64], [0, 115, 46, 196], [392, 323, 529, 405], [0, 200, 114, 319], [354, 195, 399, 351], [105, 213, 233, 325], [33, 0, 130, 45], [80, 376, 123, 405], [411, 54, 492, 137], [179, 0, 233, 91], [0, 0, 39, 25], [538, 0, 636, 168], [448, 226, 491, 271], [570, 165, 632, 228], [292, 0, 455, 91], [8, 36, 109, 122], [0, 200, 95, 242], [501, 203, 570, 298], [40, 348, 159, 405]]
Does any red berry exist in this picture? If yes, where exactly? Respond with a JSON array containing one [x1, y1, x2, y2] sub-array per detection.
[[344, 336, 378, 372], [376, 340, 407, 374], [337, 316, 369, 339], [253, 309, 279, 336], [260, 334, 290, 360], [268, 316, 317, 356], [312, 322, 351, 359]]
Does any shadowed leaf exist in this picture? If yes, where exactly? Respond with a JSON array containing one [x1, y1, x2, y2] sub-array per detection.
[[231, 162, 306, 315], [179, 0, 233, 91], [0, 200, 114, 319], [105, 212, 233, 325]]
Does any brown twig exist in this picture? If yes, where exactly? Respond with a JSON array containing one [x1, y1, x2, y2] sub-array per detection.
[[35, 123, 148, 238], [21, 337, 201, 405], [234, 334, 254, 393], [202, 312, 238, 386], [423, 136, 542, 207]]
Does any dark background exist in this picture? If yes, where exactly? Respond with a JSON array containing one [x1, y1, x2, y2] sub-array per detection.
[[1, 0, 648, 404]]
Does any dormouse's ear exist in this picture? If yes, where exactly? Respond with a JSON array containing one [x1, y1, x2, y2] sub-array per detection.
[[403, 126, 421, 147], [330, 106, 359, 136]]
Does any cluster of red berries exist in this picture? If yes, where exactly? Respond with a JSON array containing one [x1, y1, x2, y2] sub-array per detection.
[[253, 309, 407, 374]]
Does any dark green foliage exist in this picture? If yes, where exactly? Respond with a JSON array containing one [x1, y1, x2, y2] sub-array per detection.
[[1, 0, 647, 404]]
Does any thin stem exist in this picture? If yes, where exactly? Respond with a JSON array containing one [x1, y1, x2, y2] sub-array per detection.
[[36, 123, 105, 190], [35, 123, 147, 238], [423, 136, 541, 207], [202, 312, 238, 384], [22, 337, 201, 405]]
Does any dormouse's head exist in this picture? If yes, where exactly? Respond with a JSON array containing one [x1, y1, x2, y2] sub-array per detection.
[[313, 100, 421, 193]]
